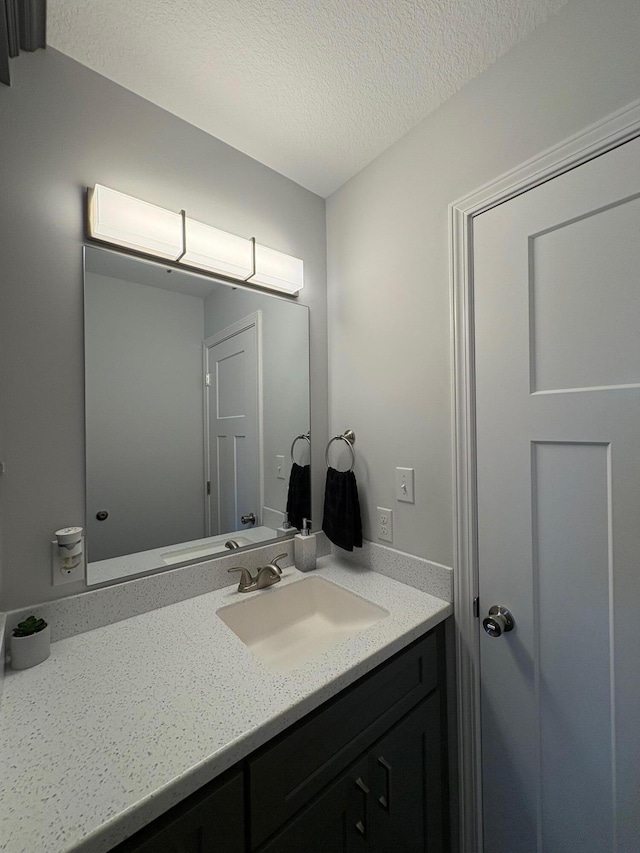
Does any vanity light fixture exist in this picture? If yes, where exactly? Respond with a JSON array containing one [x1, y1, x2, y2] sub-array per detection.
[[182, 217, 255, 280], [87, 184, 304, 295], [88, 184, 184, 261], [250, 244, 304, 294]]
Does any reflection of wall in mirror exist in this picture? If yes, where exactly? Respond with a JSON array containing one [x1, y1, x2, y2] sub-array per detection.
[[204, 288, 310, 525], [85, 272, 206, 562]]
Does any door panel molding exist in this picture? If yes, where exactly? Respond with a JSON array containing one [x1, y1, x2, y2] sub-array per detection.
[[448, 97, 640, 853]]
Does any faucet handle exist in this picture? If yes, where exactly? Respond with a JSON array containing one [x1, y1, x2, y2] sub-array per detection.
[[269, 553, 288, 573], [228, 566, 256, 592]]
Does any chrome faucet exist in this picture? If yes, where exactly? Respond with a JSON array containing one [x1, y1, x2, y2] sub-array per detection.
[[228, 554, 287, 593]]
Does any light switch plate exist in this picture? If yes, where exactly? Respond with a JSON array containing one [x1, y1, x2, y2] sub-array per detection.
[[377, 507, 393, 543], [395, 467, 415, 503], [276, 454, 286, 480]]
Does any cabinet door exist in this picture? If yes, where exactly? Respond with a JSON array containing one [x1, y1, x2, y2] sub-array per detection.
[[369, 693, 446, 853], [260, 758, 370, 853], [250, 630, 440, 847], [115, 770, 244, 853]]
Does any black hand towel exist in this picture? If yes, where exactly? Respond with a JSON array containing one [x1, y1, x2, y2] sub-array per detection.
[[286, 462, 311, 531], [322, 467, 363, 551]]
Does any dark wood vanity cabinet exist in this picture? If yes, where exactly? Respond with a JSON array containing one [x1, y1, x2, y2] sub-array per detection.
[[114, 623, 448, 853], [260, 755, 370, 853], [115, 768, 245, 853], [260, 693, 444, 853], [368, 693, 445, 853]]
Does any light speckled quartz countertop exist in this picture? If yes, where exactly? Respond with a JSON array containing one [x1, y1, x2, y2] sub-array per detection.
[[0, 556, 452, 853]]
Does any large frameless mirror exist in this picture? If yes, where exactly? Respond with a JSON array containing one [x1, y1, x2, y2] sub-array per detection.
[[83, 246, 310, 585]]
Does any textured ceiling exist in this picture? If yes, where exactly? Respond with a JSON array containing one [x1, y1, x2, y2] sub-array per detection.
[[48, 0, 568, 197]]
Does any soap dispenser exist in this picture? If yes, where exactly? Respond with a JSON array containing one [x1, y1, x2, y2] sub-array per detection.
[[294, 518, 316, 572], [277, 511, 294, 537]]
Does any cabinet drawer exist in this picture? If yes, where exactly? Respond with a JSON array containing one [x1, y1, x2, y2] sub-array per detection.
[[250, 627, 441, 848]]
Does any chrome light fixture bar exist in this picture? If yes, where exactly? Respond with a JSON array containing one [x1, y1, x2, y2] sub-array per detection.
[[87, 184, 304, 295]]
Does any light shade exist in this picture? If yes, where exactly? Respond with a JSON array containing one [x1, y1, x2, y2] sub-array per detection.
[[249, 244, 304, 294], [181, 218, 254, 279], [88, 185, 183, 261], [87, 185, 304, 296]]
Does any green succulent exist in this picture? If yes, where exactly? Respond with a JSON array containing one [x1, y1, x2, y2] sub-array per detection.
[[13, 615, 47, 638]]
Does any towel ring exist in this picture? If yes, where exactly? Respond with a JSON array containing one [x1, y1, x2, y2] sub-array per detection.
[[325, 429, 356, 472], [290, 432, 311, 464]]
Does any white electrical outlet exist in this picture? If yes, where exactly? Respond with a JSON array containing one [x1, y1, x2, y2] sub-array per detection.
[[377, 507, 393, 543], [396, 467, 415, 503]]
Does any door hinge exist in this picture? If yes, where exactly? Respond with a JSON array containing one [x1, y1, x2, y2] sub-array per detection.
[[206, 481, 211, 496], [205, 373, 211, 387], [473, 597, 480, 618]]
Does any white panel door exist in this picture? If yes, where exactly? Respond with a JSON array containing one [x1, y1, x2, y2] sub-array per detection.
[[206, 323, 259, 535], [474, 136, 640, 852]]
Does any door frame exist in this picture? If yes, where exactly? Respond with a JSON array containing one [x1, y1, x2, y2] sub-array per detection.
[[203, 310, 264, 536], [448, 98, 640, 853]]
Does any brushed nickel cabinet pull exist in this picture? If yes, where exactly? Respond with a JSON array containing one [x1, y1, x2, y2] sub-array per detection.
[[377, 756, 392, 811], [354, 776, 369, 838]]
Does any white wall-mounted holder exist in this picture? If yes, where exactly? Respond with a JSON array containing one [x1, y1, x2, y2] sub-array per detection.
[[87, 184, 304, 295], [51, 526, 85, 586]]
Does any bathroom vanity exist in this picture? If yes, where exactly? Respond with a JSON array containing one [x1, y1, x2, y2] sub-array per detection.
[[0, 557, 452, 852], [115, 626, 446, 852]]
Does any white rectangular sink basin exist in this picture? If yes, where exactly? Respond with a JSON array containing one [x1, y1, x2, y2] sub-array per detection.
[[217, 576, 389, 672]]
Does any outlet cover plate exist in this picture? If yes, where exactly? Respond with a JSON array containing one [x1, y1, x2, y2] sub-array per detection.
[[377, 507, 393, 543]]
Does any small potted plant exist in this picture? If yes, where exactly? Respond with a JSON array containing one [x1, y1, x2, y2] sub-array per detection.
[[10, 614, 50, 670]]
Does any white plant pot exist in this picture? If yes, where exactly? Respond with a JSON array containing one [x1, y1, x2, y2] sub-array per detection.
[[10, 624, 51, 670]]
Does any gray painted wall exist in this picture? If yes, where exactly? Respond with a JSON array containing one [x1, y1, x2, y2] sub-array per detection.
[[85, 273, 205, 561], [326, 0, 640, 567], [204, 287, 310, 521], [0, 48, 327, 610]]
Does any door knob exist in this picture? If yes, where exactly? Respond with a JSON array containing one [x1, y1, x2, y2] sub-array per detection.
[[240, 512, 256, 525], [482, 605, 515, 637]]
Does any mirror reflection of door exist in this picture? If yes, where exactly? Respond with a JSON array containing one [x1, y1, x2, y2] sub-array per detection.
[[205, 314, 261, 536]]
